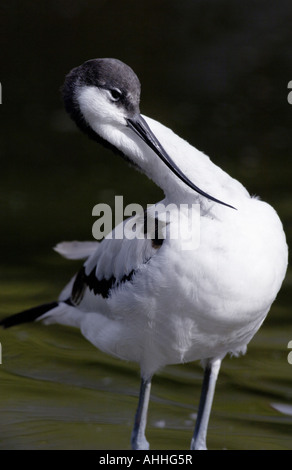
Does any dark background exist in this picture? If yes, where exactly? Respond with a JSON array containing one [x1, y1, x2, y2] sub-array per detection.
[[0, 0, 292, 451], [1, 0, 291, 269]]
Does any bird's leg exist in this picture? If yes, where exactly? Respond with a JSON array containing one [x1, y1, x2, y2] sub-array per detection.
[[131, 376, 152, 450], [191, 357, 222, 450]]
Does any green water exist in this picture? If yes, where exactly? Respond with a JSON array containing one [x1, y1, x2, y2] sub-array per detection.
[[0, 1, 291, 450]]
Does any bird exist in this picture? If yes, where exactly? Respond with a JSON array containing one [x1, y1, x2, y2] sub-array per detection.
[[0, 58, 288, 450]]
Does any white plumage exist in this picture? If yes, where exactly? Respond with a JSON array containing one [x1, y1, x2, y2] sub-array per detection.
[[1, 58, 288, 450], [50, 113, 286, 372]]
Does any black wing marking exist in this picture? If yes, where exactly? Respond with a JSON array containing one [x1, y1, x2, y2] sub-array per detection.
[[70, 210, 167, 306], [70, 266, 135, 305], [0, 302, 59, 329]]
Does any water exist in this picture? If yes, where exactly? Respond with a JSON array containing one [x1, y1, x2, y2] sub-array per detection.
[[0, 295, 291, 450], [0, 0, 291, 450]]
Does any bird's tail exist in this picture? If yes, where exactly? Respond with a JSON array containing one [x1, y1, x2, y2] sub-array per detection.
[[0, 240, 97, 330], [0, 302, 59, 329]]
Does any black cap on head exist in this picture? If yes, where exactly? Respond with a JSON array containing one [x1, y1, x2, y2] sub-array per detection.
[[62, 58, 141, 123], [62, 58, 142, 159]]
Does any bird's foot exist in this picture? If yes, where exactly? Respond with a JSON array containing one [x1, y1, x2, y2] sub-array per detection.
[[131, 434, 150, 450], [190, 437, 207, 450]]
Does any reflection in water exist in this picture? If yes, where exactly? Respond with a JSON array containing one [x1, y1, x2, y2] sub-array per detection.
[[272, 403, 292, 417]]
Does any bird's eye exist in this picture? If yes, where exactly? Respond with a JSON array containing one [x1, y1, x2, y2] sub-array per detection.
[[109, 88, 122, 102]]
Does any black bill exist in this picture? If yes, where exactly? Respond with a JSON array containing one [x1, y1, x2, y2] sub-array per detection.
[[127, 114, 236, 210]]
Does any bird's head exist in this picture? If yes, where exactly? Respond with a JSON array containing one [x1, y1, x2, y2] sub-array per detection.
[[62, 58, 141, 138], [62, 58, 235, 209]]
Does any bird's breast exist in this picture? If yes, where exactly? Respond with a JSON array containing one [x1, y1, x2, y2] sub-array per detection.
[[167, 197, 288, 325]]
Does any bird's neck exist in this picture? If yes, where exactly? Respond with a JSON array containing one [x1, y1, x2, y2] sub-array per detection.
[[98, 114, 248, 209], [131, 116, 247, 208]]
